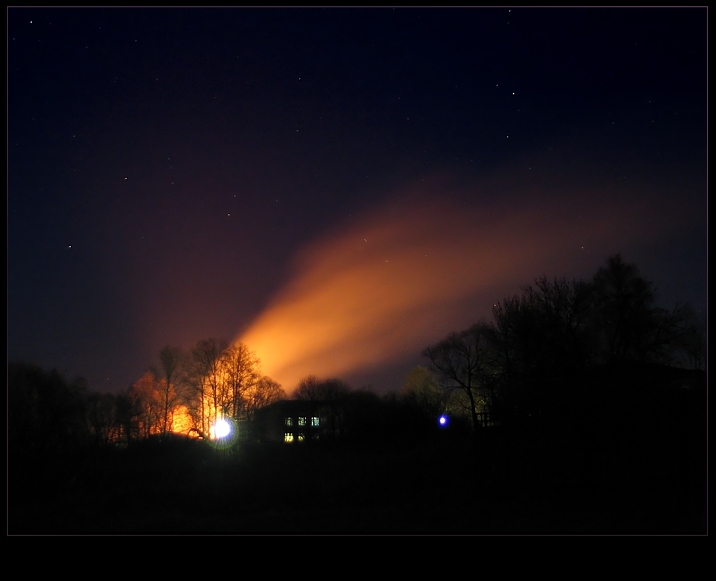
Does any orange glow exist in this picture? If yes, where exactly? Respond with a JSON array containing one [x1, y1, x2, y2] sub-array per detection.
[[237, 175, 676, 393], [170, 405, 195, 436]]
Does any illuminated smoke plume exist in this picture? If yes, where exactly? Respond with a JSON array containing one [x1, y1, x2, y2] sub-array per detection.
[[237, 175, 672, 393]]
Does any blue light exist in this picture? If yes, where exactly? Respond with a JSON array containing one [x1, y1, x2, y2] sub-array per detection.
[[438, 414, 450, 428]]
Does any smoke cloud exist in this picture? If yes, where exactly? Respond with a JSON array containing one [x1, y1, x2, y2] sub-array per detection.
[[237, 174, 672, 393]]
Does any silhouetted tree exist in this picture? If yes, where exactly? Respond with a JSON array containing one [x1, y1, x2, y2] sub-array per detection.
[[675, 307, 707, 370], [85, 392, 122, 446], [153, 345, 186, 435], [422, 323, 497, 433], [8, 362, 89, 455], [293, 375, 352, 401], [401, 366, 444, 419], [129, 371, 163, 438], [223, 342, 261, 420], [115, 388, 139, 443], [487, 275, 594, 422], [643, 302, 707, 370], [244, 375, 286, 421], [591, 253, 659, 364], [584, 253, 706, 371], [185, 337, 229, 435]]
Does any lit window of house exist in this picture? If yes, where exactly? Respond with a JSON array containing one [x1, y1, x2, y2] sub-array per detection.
[[297, 433, 305, 442], [285, 417, 293, 426], [284, 432, 294, 443], [298, 416, 307, 426], [311, 416, 320, 427]]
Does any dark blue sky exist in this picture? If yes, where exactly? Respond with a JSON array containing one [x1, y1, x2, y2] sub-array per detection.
[[8, 7, 707, 394]]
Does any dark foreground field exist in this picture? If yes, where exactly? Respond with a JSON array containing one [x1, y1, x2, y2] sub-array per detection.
[[9, 425, 707, 535]]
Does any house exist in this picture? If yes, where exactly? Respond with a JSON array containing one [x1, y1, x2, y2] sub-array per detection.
[[252, 399, 346, 444]]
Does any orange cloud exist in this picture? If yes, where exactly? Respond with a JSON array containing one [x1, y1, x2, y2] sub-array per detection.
[[236, 174, 672, 393]]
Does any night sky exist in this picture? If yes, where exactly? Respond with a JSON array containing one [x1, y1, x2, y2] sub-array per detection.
[[8, 7, 707, 396]]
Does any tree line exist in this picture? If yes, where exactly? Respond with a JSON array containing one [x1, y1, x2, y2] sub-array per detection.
[[421, 253, 706, 433], [9, 338, 287, 453], [8, 253, 706, 456], [128, 339, 285, 441]]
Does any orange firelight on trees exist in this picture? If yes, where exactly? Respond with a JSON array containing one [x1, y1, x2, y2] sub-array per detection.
[[237, 174, 678, 394], [170, 405, 195, 435]]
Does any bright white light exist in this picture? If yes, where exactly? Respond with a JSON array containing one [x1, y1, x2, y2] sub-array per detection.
[[438, 414, 450, 428], [213, 418, 231, 439]]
